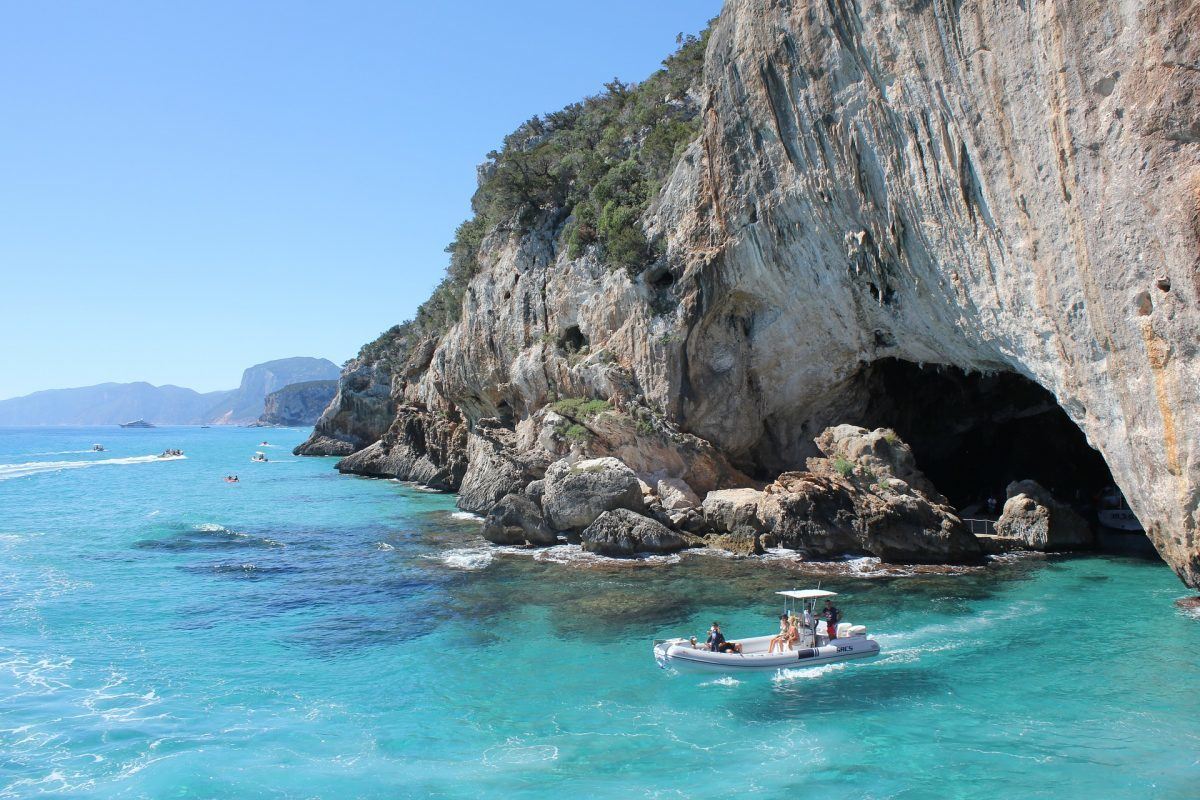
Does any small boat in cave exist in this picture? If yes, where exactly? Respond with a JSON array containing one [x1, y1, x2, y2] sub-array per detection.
[[1098, 486, 1143, 533], [653, 589, 880, 673]]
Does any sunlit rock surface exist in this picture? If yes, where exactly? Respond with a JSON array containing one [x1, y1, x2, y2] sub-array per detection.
[[301, 0, 1199, 585]]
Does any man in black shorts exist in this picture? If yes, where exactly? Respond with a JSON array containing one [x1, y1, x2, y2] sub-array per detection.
[[707, 621, 743, 654]]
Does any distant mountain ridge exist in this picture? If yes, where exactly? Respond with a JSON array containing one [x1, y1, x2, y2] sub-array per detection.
[[0, 357, 340, 426]]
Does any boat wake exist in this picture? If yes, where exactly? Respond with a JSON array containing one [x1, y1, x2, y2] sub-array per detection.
[[772, 662, 848, 683], [700, 676, 742, 687], [0, 454, 185, 481]]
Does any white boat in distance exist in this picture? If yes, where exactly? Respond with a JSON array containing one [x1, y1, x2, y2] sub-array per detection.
[[654, 589, 880, 673]]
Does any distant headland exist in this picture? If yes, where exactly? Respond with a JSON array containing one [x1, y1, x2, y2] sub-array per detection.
[[0, 357, 339, 426]]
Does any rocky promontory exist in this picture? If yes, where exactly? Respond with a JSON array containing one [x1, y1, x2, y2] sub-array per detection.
[[298, 1, 1198, 586], [256, 380, 338, 427]]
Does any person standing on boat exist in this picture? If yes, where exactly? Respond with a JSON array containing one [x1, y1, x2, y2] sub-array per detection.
[[824, 599, 840, 641]]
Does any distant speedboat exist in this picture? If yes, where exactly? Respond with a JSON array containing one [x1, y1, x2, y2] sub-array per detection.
[[251, 452, 268, 463], [653, 589, 880, 673], [120, 419, 155, 428], [92, 444, 106, 452]]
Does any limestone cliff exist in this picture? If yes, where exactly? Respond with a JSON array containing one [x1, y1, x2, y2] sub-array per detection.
[[301, 1, 1199, 586]]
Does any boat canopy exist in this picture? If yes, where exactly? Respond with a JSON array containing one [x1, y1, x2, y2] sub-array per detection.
[[776, 589, 837, 599]]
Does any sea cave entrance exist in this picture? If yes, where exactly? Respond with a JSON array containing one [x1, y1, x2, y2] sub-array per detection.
[[847, 359, 1154, 555]]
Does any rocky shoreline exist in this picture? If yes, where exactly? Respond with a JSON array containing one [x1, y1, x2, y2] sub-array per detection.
[[319, 413, 1099, 566]]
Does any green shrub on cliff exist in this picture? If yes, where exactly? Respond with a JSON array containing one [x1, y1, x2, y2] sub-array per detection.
[[462, 25, 712, 274], [550, 398, 612, 420], [362, 24, 713, 367]]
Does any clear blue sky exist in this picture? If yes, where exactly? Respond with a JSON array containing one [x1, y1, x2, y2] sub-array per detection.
[[0, 1, 721, 400]]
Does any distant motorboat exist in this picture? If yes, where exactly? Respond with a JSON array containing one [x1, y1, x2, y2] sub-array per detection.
[[224, 476, 240, 483], [1098, 486, 1143, 533], [120, 419, 155, 428], [251, 452, 269, 463], [158, 449, 184, 458], [92, 444, 106, 452]]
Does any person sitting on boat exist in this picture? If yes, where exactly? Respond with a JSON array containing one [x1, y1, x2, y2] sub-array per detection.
[[767, 614, 790, 653], [823, 599, 841, 641], [785, 614, 800, 649], [707, 622, 742, 654], [688, 636, 710, 651]]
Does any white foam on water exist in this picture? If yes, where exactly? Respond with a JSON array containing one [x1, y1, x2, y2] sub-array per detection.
[[18, 449, 96, 457], [194, 523, 226, 532], [772, 662, 848, 683], [754, 550, 980, 578], [1176, 599, 1200, 621], [375, 542, 395, 551], [987, 551, 1042, 564], [0, 453, 185, 481], [760, 547, 803, 561], [450, 512, 484, 522], [690, 547, 739, 559], [530, 544, 681, 566], [435, 547, 495, 570], [700, 676, 742, 687]]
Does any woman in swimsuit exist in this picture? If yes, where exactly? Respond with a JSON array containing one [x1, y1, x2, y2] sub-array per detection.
[[767, 614, 790, 653]]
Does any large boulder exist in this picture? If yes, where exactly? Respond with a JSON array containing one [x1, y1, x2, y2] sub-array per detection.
[[542, 457, 645, 532], [580, 509, 690, 557], [657, 477, 700, 511], [705, 525, 765, 556], [753, 426, 984, 564], [701, 488, 766, 533], [481, 493, 558, 546], [457, 419, 551, 514], [996, 480, 1094, 551]]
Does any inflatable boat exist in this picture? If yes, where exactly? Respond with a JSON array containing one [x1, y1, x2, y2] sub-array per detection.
[[653, 589, 880, 673]]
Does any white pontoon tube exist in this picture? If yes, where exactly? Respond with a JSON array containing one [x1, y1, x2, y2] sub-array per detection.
[[653, 589, 880, 673]]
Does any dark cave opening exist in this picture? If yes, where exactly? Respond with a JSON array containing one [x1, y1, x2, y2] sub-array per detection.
[[560, 325, 587, 353], [853, 359, 1116, 518]]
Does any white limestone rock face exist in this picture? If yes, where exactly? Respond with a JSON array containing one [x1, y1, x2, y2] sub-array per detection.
[[650, 0, 1198, 585], [309, 0, 1199, 586]]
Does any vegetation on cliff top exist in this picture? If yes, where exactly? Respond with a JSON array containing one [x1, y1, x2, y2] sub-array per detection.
[[357, 24, 712, 366]]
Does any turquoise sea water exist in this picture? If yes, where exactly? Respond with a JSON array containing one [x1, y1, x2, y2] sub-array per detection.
[[1, 425, 1198, 799]]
